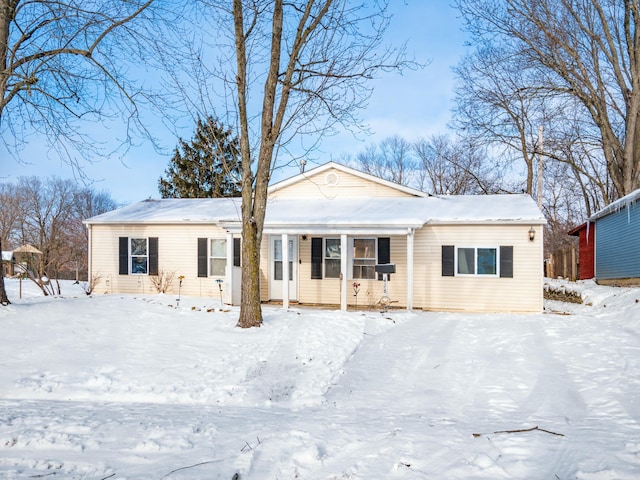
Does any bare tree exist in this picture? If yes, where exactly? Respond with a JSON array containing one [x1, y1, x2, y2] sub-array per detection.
[[0, 182, 22, 303], [541, 101, 615, 217], [211, 0, 409, 327], [4, 177, 118, 295], [455, 0, 640, 198], [413, 134, 501, 195], [542, 159, 586, 255], [356, 135, 417, 186], [453, 45, 550, 196], [0, 0, 160, 304], [0, 182, 22, 250], [17, 177, 78, 295]]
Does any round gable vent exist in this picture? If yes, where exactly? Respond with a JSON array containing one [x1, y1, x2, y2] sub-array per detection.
[[325, 172, 339, 186]]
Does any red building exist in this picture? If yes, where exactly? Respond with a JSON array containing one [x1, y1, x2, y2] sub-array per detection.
[[568, 222, 595, 280]]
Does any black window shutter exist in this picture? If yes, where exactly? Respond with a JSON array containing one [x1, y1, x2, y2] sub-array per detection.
[[233, 238, 241, 267], [311, 237, 323, 279], [377, 237, 391, 280], [148, 237, 159, 275], [119, 237, 129, 275], [442, 245, 455, 277], [500, 246, 514, 278], [197, 238, 208, 278]]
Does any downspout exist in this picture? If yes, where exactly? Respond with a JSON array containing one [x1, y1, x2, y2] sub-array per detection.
[[86, 224, 92, 286]]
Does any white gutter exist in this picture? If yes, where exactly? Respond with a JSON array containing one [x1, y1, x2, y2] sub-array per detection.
[[425, 219, 547, 225]]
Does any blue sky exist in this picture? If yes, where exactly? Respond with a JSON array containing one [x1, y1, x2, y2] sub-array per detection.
[[2, 2, 469, 204]]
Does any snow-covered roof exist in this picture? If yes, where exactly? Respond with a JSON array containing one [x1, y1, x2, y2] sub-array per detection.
[[424, 194, 544, 224], [84, 194, 545, 233], [84, 198, 244, 224], [588, 188, 640, 222]]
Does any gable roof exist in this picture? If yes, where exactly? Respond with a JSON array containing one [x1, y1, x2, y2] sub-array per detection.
[[268, 161, 428, 198], [84, 162, 545, 232]]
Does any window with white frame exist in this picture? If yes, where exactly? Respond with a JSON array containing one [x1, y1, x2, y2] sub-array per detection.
[[324, 238, 341, 278], [130, 238, 148, 274], [209, 239, 227, 276], [353, 238, 376, 279], [442, 245, 512, 278], [457, 247, 497, 276], [273, 238, 293, 281]]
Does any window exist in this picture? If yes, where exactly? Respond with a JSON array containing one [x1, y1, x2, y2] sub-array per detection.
[[197, 237, 229, 277], [443, 245, 512, 278], [209, 239, 227, 276], [353, 238, 376, 279], [457, 247, 475, 274], [477, 248, 497, 275], [325, 238, 341, 278], [273, 239, 293, 281], [457, 247, 497, 276], [119, 237, 157, 275], [131, 238, 148, 274], [312, 237, 389, 280]]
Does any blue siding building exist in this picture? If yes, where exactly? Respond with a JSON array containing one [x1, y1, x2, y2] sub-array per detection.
[[590, 189, 640, 281]]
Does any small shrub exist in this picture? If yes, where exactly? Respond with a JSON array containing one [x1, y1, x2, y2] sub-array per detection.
[[149, 269, 175, 293]]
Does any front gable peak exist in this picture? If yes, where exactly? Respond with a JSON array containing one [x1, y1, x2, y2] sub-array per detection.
[[268, 161, 428, 199]]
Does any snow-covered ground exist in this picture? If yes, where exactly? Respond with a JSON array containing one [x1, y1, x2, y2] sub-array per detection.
[[0, 278, 639, 479]]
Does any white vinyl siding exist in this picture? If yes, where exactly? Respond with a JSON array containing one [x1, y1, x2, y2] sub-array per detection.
[[269, 168, 418, 199], [89, 224, 230, 298], [412, 224, 543, 313]]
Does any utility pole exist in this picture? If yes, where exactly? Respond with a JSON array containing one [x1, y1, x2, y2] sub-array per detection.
[[537, 125, 544, 210]]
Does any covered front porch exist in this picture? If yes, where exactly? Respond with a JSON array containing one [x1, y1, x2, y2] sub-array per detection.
[[221, 225, 420, 311]]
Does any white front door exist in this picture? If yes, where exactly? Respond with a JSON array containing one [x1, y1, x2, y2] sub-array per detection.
[[270, 235, 298, 301]]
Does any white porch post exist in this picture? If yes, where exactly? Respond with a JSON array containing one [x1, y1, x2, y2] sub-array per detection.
[[225, 232, 234, 305], [340, 234, 348, 311], [282, 233, 289, 310], [406, 228, 414, 311]]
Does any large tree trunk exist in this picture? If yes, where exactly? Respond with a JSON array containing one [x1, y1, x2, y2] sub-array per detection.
[[235, 0, 283, 328], [238, 218, 262, 328], [0, 238, 10, 305], [237, 158, 271, 328]]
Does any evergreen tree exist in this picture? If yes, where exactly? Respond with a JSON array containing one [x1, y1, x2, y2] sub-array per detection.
[[159, 117, 241, 198]]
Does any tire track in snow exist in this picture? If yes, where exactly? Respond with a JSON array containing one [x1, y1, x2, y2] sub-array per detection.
[[324, 315, 460, 411]]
